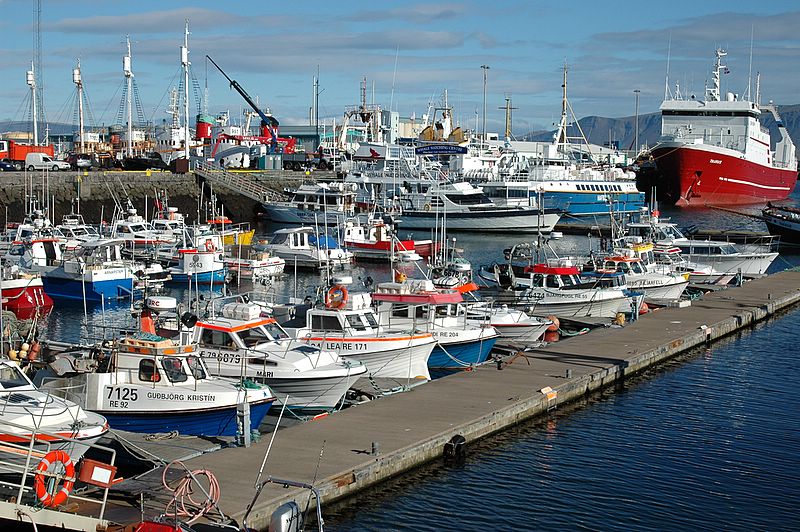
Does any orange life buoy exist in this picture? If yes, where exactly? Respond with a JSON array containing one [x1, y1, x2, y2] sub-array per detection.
[[325, 285, 349, 309], [204, 240, 216, 252], [34, 450, 75, 508]]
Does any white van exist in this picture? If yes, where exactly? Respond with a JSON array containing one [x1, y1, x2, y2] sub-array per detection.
[[25, 153, 71, 172]]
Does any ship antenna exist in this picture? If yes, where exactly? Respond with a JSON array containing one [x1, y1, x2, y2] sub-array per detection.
[[745, 25, 754, 101], [664, 34, 672, 101]]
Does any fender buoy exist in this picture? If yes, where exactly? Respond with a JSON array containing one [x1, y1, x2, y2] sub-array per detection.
[[545, 316, 560, 332], [204, 240, 215, 252], [34, 450, 75, 508], [325, 285, 349, 309], [423, 203, 432, 212]]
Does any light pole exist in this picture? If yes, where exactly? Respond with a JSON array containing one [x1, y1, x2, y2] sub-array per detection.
[[481, 65, 490, 147], [633, 89, 641, 155]]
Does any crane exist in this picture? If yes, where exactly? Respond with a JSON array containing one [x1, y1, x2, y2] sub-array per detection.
[[206, 55, 279, 153]]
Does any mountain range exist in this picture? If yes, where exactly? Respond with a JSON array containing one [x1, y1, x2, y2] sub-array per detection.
[[523, 104, 800, 151]]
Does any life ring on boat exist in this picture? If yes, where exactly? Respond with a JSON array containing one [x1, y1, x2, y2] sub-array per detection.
[[423, 203, 432, 212], [204, 240, 216, 252], [325, 284, 348, 309], [34, 450, 75, 508]]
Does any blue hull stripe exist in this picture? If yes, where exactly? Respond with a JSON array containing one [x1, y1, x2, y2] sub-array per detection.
[[428, 338, 497, 368], [43, 277, 135, 301], [169, 269, 227, 284], [101, 399, 274, 436]]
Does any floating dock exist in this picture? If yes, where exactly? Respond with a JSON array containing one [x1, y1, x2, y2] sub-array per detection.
[[105, 270, 800, 529]]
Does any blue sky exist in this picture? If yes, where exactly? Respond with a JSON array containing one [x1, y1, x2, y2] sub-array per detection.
[[1, 1, 798, 135]]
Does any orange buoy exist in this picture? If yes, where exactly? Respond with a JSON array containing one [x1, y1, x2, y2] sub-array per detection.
[[544, 330, 560, 343], [639, 302, 649, 314], [546, 316, 560, 332]]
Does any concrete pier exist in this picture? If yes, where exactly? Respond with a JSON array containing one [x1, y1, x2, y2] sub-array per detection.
[[104, 270, 800, 529]]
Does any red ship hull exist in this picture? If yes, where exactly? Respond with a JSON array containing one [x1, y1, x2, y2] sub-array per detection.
[[2, 282, 54, 320], [649, 144, 797, 206]]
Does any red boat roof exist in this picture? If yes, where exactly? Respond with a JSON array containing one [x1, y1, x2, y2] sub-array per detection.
[[525, 264, 580, 275]]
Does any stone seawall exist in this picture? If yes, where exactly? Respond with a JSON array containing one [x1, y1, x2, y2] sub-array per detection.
[[0, 170, 300, 224]]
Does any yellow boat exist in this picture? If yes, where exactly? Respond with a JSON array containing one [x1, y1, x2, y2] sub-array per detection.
[[207, 216, 255, 246]]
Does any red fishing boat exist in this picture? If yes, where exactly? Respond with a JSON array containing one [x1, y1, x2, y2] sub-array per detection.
[[1, 266, 53, 319]]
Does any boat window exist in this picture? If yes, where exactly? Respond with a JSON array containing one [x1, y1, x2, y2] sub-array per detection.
[[236, 327, 267, 348], [545, 275, 560, 288], [0, 364, 29, 389], [138, 359, 161, 383], [199, 328, 236, 348], [345, 314, 367, 331], [269, 232, 288, 245], [530, 273, 544, 287], [630, 262, 645, 274], [311, 314, 343, 331], [161, 357, 188, 383], [261, 322, 290, 341], [363, 312, 379, 328], [186, 355, 207, 379], [720, 244, 737, 255]]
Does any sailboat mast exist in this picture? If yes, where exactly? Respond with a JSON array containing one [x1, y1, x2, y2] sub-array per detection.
[[73, 59, 85, 153], [26, 64, 38, 146], [182, 20, 191, 160], [124, 36, 134, 157]]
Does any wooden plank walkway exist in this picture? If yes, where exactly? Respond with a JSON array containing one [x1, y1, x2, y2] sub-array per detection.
[[104, 270, 800, 529]]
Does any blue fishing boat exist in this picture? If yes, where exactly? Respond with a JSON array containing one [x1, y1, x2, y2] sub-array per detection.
[[371, 279, 499, 369], [37, 333, 275, 438], [168, 248, 227, 284]]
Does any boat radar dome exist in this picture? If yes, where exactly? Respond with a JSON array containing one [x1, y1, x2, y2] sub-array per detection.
[[146, 296, 177, 312]]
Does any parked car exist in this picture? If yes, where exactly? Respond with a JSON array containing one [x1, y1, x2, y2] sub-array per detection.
[[66, 153, 93, 170], [0, 159, 15, 171], [24, 153, 71, 172]]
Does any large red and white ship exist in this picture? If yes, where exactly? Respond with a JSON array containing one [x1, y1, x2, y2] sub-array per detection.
[[643, 49, 797, 206]]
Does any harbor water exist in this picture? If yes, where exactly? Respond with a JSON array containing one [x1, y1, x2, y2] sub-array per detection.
[[325, 306, 800, 531]]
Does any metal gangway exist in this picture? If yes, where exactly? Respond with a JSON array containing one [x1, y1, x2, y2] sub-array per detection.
[[193, 160, 288, 204]]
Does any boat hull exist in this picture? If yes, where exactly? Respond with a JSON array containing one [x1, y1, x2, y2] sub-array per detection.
[[647, 143, 797, 206], [42, 277, 134, 302], [1, 280, 53, 319], [763, 210, 800, 244], [260, 205, 352, 225], [99, 398, 274, 436], [519, 292, 631, 319], [427, 337, 497, 368], [397, 209, 561, 233], [168, 268, 227, 284]]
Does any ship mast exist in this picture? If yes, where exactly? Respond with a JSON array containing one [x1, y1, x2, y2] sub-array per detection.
[[181, 19, 191, 160], [26, 63, 38, 146], [706, 48, 726, 102], [124, 36, 134, 157], [73, 59, 84, 153]]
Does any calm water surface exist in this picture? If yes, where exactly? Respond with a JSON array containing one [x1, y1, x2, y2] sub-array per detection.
[[325, 310, 800, 531]]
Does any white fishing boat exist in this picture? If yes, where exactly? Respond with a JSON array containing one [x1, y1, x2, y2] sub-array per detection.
[[225, 250, 285, 280], [510, 259, 634, 319], [625, 211, 778, 278], [463, 302, 552, 342], [371, 279, 499, 368], [180, 300, 368, 412], [591, 250, 689, 304], [255, 226, 354, 269], [287, 286, 435, 381], [36, 332, 276, 437], [261, 182, 362, 224]]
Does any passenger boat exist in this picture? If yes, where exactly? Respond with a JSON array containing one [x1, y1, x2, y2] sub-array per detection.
[[761, 203, 800, 244], [37, 332, 276, 437], [346, 175, 562, 233], [1, 264, 53, 319], [287, 286, 435, 381], [638, 48, 797, 206], [181, 299, 368, 412], [371, 279, 499, 368], [255, 226, 354, 269], [261, 182, 362, 224]]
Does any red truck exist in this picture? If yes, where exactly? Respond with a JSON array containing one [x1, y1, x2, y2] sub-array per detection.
[[0, 139, 55, 170]]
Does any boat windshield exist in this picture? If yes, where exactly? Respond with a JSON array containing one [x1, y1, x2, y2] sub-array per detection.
[[161, 357, 188, 383], [0, 364, 30, 390], [186, 355, 207, 380]]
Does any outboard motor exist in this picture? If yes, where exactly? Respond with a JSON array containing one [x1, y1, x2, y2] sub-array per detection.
[[269, 501, 304, 532]]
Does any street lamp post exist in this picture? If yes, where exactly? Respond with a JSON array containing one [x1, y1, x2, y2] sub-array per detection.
[[481, 65, 490, 147], [633, 89, 641, 156]]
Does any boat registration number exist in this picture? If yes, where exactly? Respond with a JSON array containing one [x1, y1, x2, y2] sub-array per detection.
[[106, 386, 138, 408]]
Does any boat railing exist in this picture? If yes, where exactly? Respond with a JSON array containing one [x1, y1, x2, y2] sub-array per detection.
[[0, 418, 117, 523], [35, 377, 90, 409]]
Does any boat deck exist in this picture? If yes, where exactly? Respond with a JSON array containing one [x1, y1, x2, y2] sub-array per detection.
[[101, 271, 800, 529]]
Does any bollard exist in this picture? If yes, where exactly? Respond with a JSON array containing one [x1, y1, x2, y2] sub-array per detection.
[[565, 368, 573, 379], [371, 441, 380, 455]]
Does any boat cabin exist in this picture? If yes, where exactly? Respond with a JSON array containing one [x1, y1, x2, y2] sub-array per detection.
[[303, 292, 382, 336]]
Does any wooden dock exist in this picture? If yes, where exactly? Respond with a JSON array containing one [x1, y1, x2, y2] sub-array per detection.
[[104, 270, 800, 529]]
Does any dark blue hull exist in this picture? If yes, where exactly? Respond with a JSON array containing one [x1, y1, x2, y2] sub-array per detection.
[[42, 277, 135, 302], [100, 398, 274, 436], [428, 337, 497, 368], [544, 192, 645, 216], [169, 269, 227, 284]]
